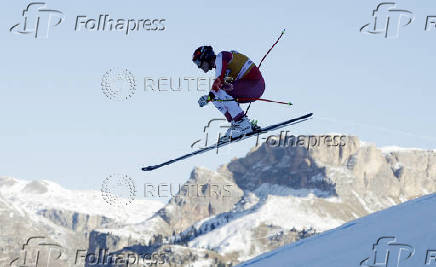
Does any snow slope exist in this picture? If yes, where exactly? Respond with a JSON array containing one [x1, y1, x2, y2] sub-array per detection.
[[238, 193, 436, 267], [188, 185, 344, 260]]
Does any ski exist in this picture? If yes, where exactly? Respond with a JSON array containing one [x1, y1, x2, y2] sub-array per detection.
[[141, 113, 313, 172]]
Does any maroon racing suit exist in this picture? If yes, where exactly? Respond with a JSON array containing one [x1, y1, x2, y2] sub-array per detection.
[[210, 51, 265, 121]]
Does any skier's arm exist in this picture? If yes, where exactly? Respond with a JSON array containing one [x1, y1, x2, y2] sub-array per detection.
[[211, 77, 222, 91], [212, 51, 232, 91]]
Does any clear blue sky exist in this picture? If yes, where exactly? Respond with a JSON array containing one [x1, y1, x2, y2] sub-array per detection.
[[1, 0, 435, 192]]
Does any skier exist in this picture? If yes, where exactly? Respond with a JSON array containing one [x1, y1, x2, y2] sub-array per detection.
[[192, 46, 265, 140], [142, 31, 312, 172]]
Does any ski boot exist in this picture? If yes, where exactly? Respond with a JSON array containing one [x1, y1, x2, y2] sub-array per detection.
[[219, 116, 255, 143]]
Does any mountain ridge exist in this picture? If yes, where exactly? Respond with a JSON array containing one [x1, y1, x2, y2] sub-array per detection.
[[1, 135, 435, 266]]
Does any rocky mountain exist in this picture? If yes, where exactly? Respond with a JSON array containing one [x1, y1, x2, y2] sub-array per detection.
[[1, 135, 435, 267], [85, 136, 436, 266], [0, 177, 163, 267]]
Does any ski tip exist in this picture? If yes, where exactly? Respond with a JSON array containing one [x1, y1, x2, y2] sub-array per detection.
[[142, 166, 157, 171], [300, 113, 313, 120]]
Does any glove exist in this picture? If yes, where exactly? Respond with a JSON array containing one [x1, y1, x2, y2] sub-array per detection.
[[198, 95, 210, 107]]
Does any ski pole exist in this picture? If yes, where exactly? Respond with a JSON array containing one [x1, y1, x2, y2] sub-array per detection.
[[208, 29, 290, 110], [210, 97, 293, 106], [258, 28, 286, 69]]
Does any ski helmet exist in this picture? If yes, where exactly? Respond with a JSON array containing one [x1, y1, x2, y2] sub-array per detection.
[[192, 46, 215, 67]]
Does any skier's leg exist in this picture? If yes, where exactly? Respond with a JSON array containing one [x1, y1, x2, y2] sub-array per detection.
[[226, 77, 265, 132], [211, 89, 245, 122], [211, 89, 254, 139], [228, 77, 265, 103]]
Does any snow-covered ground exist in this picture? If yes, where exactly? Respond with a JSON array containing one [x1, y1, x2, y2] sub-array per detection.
[[238, 193, 436, 267], [189, 187, 343, 260]]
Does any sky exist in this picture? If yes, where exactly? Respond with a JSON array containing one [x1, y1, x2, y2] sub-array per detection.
[[0, 0, 435, 196]]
